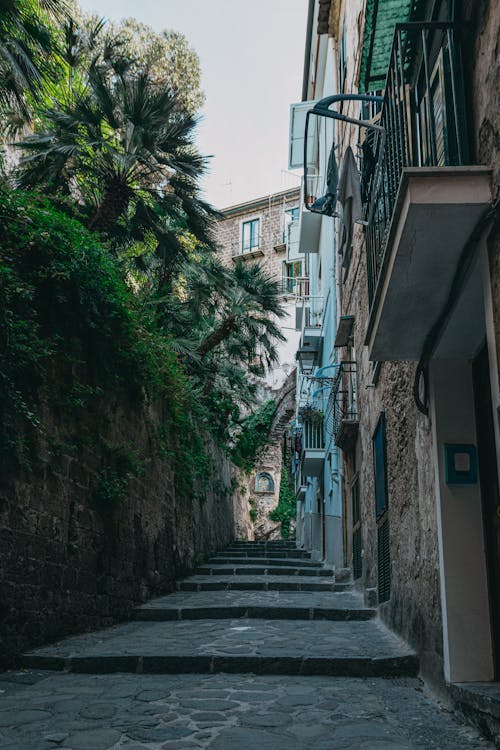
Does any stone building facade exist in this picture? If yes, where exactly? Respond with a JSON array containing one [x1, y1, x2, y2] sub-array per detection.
[[215, 189, 302, 539], [291, 0, 500, 698]]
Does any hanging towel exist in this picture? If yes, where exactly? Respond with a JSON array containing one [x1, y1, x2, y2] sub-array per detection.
[[309, 141, 339, 217], [337, 146, 363, 268]]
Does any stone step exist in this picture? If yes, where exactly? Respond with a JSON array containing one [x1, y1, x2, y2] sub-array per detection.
[[221, 549, 312, 559], [229, 543, 298, 550], [178, 576, 352, 592], [196, 564, 334, 577], [209, 557, 323, 568], [22, 618, 418, 678], [134, 590, 375, 622]]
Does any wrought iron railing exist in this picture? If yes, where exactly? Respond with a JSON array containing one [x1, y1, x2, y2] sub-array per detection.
[[300, 418, 325, 451], [325, 361, 358, 448], [279, 277, 296, 294], [364, 22, 467, 303], [303, 302, 323, 328], [294, 276, 310, 299]]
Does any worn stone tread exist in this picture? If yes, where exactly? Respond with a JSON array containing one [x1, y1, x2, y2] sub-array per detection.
[[208, 557, 323, 568], [177, 575, 351, 592], [196, 564, 334, 577], [22, 618, 418, 677], [135, 589, 375, 622]]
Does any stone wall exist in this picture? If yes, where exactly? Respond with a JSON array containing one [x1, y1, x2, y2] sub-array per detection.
[[0, 384, 235, 670], [338, 227, 443, 682], [462, 0, 500, 383], [232, 372, 297, 541]]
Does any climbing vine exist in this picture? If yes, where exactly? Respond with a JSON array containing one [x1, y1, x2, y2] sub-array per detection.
[[232, 399, 276, 473], [270, 464, 297, 539]]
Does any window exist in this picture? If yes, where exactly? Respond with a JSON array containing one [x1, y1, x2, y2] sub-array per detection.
[[286, 206, 300, 223], [255, 472, 275, 493], [242, 219, 260, 253], [373, 413, 388, 518], [282, 261, 303, 292], [288, 100, 319, 169]]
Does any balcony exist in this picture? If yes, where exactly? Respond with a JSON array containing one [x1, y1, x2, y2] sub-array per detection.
[[297, 301, 323, 370], [298, 417, 325, 477], [363, 22, 492, 361], [325, 362, 359, 453], [231, 236, 264, 261]]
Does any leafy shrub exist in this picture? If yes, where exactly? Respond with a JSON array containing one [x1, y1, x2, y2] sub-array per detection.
[[232, 399, 276, 472]]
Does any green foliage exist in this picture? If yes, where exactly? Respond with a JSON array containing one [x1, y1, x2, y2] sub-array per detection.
[[95, 443, 144, 506], [0, 6, 286, 513], [232, 400, 276, 473], [270, 465, 297, 539], [249, 497, 258, 523]]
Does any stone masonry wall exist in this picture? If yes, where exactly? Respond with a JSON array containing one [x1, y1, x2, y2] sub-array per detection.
[[330, 0, 444, 683], [215, 188, 300, 281], [0, 384, 235, 670], [339, 226, 443, 683]]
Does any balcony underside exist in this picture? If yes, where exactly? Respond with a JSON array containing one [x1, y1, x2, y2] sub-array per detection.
[[296, 484, 306, 501], [298, 210, 321, 254], [232, 248, 264, 261], [366, 167, 492, 361], [302, 449, 325, 477], [301, 327, 322, 348], [335, 419, 359, 453]]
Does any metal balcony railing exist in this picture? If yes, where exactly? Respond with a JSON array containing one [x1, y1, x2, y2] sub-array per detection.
[[364, 22, 468, 303], [325, 361, 358, 451], [294, 276, 310, 300], [303, 304, 323, 328], [300, 418, 325, 451]]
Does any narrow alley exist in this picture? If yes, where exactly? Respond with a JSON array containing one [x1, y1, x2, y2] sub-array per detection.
[[0, 541, 493, 749]]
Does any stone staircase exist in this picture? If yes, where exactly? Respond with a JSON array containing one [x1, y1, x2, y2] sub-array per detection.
[[22, 540, 418, 678]]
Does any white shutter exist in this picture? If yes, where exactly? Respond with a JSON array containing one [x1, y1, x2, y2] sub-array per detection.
[[288, 100, 319, 170]]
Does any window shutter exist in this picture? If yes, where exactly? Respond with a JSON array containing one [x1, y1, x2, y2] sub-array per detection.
[[289, 100, 319, 170]]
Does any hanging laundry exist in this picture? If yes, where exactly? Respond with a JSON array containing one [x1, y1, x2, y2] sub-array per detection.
[[309, 141, 339, 217], [337, 146, 363, 269]]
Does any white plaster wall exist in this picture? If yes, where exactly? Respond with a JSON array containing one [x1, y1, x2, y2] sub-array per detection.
[[430, 358, 494, 683]]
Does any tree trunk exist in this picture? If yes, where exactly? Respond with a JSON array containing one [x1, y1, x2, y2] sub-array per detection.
[[197, 315, 237, 359], [88, 180, 131, 235]]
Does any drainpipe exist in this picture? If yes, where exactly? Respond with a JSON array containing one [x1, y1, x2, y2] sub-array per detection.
[[302, 0, 316, 102]]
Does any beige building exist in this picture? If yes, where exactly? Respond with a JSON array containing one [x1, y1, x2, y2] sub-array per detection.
[[290, 0, 500, 731], [216, 187, 302, 539]]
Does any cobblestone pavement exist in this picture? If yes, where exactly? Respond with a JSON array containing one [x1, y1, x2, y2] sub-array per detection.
[[3, 541, 495, 748], [0, 671, 493, 749]]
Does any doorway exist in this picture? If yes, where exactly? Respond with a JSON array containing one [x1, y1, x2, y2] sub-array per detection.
[[473, 343, 500, 677]]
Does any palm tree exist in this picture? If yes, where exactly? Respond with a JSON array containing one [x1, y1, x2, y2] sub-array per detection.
[[160, 256, 285, 413], [0, 0, 67, 118], [15, 54, 217, 276]]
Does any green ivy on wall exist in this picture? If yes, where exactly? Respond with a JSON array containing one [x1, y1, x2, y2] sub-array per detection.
[[270, 464, 297, 539]]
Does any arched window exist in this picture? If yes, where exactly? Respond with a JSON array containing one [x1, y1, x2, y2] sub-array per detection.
[[255, 472, 275, 493]]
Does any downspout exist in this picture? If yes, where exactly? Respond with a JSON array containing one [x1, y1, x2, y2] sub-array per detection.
[[302, 0, 315, 101]]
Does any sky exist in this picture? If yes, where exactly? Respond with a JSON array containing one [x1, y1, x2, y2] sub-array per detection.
[[78, 0, 309, 209]]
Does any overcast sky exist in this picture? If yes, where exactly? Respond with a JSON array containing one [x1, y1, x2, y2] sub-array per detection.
[[78, 0, 308, 209]]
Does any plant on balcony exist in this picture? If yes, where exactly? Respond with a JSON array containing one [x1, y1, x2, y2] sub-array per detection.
[[298, 405, 323, 425]]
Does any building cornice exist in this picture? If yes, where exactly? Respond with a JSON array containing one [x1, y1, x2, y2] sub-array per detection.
[[218, 187, 300, 219]]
